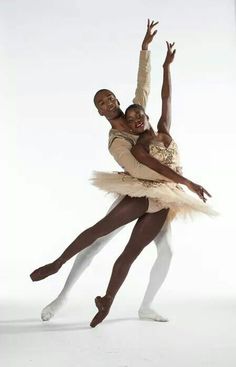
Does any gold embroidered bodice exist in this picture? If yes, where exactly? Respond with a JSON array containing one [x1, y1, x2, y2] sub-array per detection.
[[109, 128, 182, 175], [149, 140, 182, 174]]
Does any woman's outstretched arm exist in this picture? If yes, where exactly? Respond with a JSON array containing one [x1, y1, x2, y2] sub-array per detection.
[[131, 142, 211, 203], [157, 41, 176, 135]]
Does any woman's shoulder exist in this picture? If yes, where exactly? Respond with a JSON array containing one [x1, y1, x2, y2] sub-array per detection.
[[156, 131, 172, 141]]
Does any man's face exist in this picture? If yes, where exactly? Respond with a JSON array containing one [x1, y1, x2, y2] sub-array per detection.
[[94, 90, 120, 119]]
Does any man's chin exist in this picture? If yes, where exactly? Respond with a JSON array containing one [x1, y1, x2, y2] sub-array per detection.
[[109, 110, 123, 120]]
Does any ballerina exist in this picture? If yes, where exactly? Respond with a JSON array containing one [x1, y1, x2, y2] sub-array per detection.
[[30, 43, 214, 329], [89, 41, 217, 327], [39, 19, 175, 323]]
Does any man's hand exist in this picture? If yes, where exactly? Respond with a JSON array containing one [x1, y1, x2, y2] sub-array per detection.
[[186, 181, 212, 203], [142, 19, 159, 50], [163, 41, 176, 66]]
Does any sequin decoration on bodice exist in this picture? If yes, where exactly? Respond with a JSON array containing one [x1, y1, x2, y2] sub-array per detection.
[[149, 140, 181, 172]]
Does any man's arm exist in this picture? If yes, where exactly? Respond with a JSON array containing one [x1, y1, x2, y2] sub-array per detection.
[[157, 42, 176, 134], [109, 138, 211, 202], [131, 142, 189, 185], [133, 19, 158, 109], [131, 142, 211, 202], [109, 138, 167, 181]]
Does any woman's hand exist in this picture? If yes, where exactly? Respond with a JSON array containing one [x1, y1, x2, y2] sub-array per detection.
[[163, 41, 176, 66], [142, 19, 159, 50], [186, 181, 212, 202]]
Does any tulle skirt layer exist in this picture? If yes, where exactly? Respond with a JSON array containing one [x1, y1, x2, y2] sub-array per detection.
[[91, 171, 218, 221]]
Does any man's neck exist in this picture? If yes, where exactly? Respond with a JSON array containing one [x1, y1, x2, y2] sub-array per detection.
[[108, 114, 130, 133]]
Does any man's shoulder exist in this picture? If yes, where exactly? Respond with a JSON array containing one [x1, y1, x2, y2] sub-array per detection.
[[108, 129, 138, 149]]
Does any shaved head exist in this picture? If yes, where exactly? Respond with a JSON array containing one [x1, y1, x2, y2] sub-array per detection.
[[93, 89, 115, 107]]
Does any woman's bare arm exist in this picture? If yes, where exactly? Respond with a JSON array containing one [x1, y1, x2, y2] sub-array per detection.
[[131, 143, 211, 202], [157, 42, 176, 135]]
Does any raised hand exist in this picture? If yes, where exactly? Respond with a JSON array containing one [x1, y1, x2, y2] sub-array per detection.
[[142, 19, 159, 50], [163, 41, 176, 66], [186, 181, 212, 203]]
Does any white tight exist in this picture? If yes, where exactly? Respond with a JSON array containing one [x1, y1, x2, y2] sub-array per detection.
[[41, 197, 173, 319]]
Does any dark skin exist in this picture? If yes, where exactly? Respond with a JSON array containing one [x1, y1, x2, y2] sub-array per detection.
[[30, 40, 209, 281], [30, 29, 211, 327], [30, 19, 169, 283], [89, 42, 211, 327], [94, 43, 210, 202], [94, 19, 158, 130], [124, 42, 210, 202], [90, 208, 169, 328]]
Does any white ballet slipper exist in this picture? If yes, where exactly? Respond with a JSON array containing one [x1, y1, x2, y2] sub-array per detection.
[[138, 308, 169, 322], [41, 296, 66, 321]]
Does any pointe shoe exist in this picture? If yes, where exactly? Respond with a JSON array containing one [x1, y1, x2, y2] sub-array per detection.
[[138, 308, 169, 322], [90, 295, 113, 328], [30, 259, 63, 282]]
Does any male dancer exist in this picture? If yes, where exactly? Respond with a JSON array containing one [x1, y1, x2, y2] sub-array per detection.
[[40, 20, 172, 323]]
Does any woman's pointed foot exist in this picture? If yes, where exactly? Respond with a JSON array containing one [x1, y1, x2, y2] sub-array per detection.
[[90, 295, 113, 328], [30, 259, 63, 281]]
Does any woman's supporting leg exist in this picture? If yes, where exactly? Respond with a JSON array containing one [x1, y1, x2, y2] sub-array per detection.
[[30, 196, 148, 282], [41, 197, 124, 321], [138, 222, 173, 321], [90, 208, 169, 328]]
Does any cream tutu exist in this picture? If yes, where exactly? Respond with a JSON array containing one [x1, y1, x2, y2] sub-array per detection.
[[91, 139, 218, 221]]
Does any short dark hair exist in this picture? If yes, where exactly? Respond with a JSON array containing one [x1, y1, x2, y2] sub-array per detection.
[[125, 104, 146, 119], [93, 89, 114, 106]]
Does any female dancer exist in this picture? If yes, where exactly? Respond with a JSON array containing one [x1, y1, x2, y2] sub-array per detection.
[[30, 42, 213, 299], [88, 42, 216, 327], [40, 20, 175, 323]]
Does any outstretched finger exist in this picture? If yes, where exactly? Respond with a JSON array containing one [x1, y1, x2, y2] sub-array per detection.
[[151, 30, 158, 37], [203, 188, 212, 198], [150, 21, 159, 28], [199, 192, 207, 203], [166, 41, 170, 50], [147, 18, 150, 28]]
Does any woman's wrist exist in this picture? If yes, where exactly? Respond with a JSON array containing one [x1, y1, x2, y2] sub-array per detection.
[[181, 177, 190, 186]]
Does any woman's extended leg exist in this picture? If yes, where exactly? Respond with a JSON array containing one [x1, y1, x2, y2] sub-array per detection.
[[90, 208, 169, 328], [30, 196, 148, 282], [41, 196, 124, 321]]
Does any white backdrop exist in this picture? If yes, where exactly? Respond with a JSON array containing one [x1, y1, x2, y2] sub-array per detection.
[[3, 0, 236, 304]]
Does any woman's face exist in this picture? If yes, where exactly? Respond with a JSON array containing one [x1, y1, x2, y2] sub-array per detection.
[[126, 107, 149, 134]]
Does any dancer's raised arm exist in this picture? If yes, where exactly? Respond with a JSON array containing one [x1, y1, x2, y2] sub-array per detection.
[[124, 40, 210, 203], [133, 19, 158, 108], [157, 41, 176, 135]]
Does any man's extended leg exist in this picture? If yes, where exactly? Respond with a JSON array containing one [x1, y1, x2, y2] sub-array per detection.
[[138, 221, 172, 321], [41, 197, 124, 321]]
